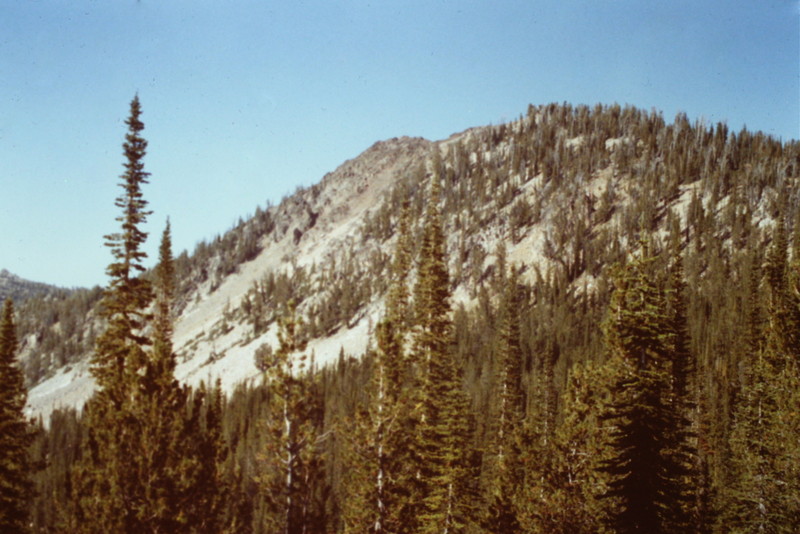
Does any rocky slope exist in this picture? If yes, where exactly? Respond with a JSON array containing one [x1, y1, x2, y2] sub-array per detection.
[[22, 103, 800, 420], [26, 136, 433, 418]]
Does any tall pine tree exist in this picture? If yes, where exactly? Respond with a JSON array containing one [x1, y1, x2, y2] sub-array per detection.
[[411, 174, 478, 533], [524, 357, 618, 534], [258, 301, 324, 534], [132, 221, 227, 532], [68, 97, 227, 533], [482, 266, 526, 533], [68, 95, 156, 533], [342, 199, 416, 533], [0, 299, 34, 534]]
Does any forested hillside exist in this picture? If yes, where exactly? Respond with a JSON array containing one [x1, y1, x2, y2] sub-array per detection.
[[7, 100, 800, 532], [0, 270, 66, 303]]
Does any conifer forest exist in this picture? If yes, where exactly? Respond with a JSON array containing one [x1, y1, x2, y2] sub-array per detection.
[[4, 97, 800, 533]]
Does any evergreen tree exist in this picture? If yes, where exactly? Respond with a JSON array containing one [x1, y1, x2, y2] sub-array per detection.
[[68, 97, 227, 533], [411, 175, 478, 533], [723, 343, 800, 532], [523, 358, 618, 534], [68, 95, 156, 533], [722, 223, 800, 532], [764, 218, 800, 364], [600, 242, 696, 534], [342, 200, 416, 533], [152, 218, 176, 364], [185, 380, 228, 533], [258, 301, 323, 534], [493, 267, 526, 474], [482, 266, 525, 533], [0, 299, 34, 533], [131, 221, 226, 532], [663, 240, 708, 532]]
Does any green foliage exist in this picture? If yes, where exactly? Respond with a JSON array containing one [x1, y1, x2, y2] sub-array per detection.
[[0, 299, 34, 533], [523, 358, 618, 533], [721, 223, 800, 532], [411, 176, 480, 533], [481, 265, 526, 533], [599, 242, 697, 533], [25, 101, 800, 532], [16, 285, 104, 384], [66, 97, 227, 533], [67, 96, 158, 533], [257, 302, 326, 534], [340, 199, 416, 533]]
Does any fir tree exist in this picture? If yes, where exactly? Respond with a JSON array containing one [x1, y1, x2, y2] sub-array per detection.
[[411, 175, 478, 533], [523, 358, 618, 534], [663, 240, 707, 532], [133, 221, 226, 532], [0, 299, 34, 534], [68, 95, 156, 533], [342, 200, 416, 533], [68, 97, 227, 533], [600, 242, 696, 534], [482, 266, 525, 533], [185, 380, 228, 533], [724, 343, 800, 532], [764, 218, 800, 364]]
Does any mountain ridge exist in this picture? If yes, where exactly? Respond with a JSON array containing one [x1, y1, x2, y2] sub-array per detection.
[[24, 135, 434, 418], [18, 102, 800, 421], [0, 269, 66, 303]]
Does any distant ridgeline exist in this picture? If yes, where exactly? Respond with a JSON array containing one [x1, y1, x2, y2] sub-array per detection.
[[0, 269, 66, 302]]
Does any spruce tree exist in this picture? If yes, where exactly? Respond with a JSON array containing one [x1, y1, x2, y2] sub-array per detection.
[[524, 358, 618, 534], [0, 299, 34, 534], [724, 343, 800, 532], [68, 95, 156, 533], [411, 175, 478, 533], [763, 218, 800, 364], [132, 221, 226, 532], [68, 97, 227, 533], [184, 379, 227, 533], [482, 266, 525, 533], [600, 242, 696, 534]]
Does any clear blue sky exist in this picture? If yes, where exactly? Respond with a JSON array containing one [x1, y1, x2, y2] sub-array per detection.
[[2, 1, 798, 288]]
